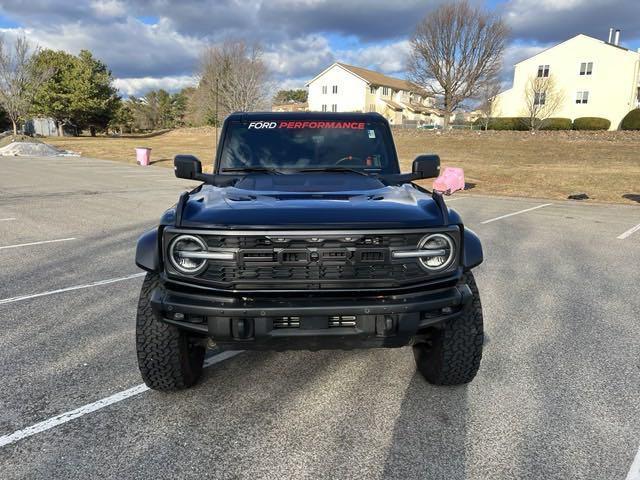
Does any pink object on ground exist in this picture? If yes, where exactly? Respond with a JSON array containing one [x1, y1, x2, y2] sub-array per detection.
[[432, 167, 465, 195], [135, 147, 151, 166]]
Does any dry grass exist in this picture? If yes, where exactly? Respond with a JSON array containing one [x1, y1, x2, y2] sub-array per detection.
[[47, 128, 217, 169], [47, 127, 640, 204]]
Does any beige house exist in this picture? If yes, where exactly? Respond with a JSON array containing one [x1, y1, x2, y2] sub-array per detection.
[[306, 62, 445, 126], [494, 33, 640, 130]]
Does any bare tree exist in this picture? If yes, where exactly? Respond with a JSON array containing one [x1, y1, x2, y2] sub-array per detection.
[[197, 41, 270, 122], [408, 0, 508, 130], [523, 75, 565, 130], [0, 35, 52, 135], [476, 78, 502, 130]]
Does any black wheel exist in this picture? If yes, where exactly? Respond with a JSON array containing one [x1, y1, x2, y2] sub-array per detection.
[[413, 271, 484, 385], [136, 273, 206, 391]]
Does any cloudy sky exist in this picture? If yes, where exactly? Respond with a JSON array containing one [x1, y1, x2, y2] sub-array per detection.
[[0, 0, 638, 97]]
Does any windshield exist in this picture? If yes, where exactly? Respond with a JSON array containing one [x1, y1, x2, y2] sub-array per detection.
[[218, 119, 398, 174]]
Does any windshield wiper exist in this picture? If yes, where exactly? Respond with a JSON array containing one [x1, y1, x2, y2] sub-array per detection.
[[222, 167, 283, 175], [293, 167, 370, 176]]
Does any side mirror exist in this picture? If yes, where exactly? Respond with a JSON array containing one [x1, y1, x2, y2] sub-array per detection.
[[412, 154, 441, 179], [174, 154, 202, 180]]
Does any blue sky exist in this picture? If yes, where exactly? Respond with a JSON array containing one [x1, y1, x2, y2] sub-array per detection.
[[0, 0, 638, 96]]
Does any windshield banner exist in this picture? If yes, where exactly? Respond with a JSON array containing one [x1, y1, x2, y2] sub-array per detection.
[[248, 121, 366, 130]]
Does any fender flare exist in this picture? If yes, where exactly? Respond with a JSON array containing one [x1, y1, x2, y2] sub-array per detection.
[[135, 227, 161, 273], [462, 227, 483, 270]]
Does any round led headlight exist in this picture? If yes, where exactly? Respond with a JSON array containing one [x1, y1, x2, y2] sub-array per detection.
[[417, 233, 455, 271], [168, 235, 208, 275]]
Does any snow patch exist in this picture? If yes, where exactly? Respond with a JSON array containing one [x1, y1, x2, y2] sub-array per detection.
[[0, 141, 79, 157]]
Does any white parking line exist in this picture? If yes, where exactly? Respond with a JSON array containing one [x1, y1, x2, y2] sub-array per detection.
[[480, 203, 552, 224], [443, 197, 467, 203], [0, 350, 243, 448], [0, 237, 76, 251], [0, 217, 16, 221], [122, 174, 168, 178], [618, 223, 640, 240], [0, 272, 145, 306], [627, 444, 640, 480]]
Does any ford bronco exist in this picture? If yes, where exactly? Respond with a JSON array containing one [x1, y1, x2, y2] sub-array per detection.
[[135, 112, 484, 391]]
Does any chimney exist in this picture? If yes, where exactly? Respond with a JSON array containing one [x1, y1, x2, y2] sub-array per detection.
[[614, 29, 621, 46], [608, 27, 614, 43]]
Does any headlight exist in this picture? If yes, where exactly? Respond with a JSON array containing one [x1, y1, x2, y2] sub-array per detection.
[[168, 235, 208, 275], [391, 233, 455, 272], [417, 233, 455, 271]]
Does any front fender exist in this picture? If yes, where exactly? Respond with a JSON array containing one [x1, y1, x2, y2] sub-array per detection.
[[462, 227, 483, 270], [135, 227, 161, 272]]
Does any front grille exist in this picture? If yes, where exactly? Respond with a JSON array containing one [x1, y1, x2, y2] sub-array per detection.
[[165, 229, 458, 291]]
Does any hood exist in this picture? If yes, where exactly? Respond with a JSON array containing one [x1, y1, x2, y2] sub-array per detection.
[[162, 173, 458, 229]]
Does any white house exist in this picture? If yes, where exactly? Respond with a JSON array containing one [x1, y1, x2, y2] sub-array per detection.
[[306, 62, 445, 126], [494, 32, 640, 130]]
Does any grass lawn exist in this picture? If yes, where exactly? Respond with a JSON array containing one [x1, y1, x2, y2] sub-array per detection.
[[47, 127, 640, 205]]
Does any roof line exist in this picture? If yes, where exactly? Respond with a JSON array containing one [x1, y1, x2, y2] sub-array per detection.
[[304, 62, 371, 87], [514, 33, 637, 66]]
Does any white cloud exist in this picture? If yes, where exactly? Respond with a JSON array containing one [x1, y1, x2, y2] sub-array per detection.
[[338, 40, 411, 76], [91, 0, 126, 18], [113, 75, 197, 96], [263, 35, 334, 79]]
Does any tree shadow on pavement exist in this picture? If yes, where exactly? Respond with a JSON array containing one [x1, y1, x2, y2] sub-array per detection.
[[382, 375, 469, 479]]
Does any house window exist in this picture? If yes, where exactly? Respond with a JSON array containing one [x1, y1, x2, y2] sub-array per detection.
[[534, 92, 546, 106], [370, 86, 377, 94], [332, 85, 338, 94], [575, 91, 589, 104], [579, 62, 593, 75], [382, 86, 389, 96], [368, 104, 376, 112], [331, 104, 338, 112], [321, 86, 327, 94], [537, 65, 550, 77], [321, 104, 327, 112]]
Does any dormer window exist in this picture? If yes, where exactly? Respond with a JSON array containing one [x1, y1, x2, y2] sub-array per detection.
[[370, 86, 377, 94]]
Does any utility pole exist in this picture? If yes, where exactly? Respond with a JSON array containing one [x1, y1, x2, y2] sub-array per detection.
[[215, 77, 219, 153]]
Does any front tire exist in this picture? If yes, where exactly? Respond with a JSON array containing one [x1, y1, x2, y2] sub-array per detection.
[[413, 272, 484, 385], [136, 273, 206, 391]]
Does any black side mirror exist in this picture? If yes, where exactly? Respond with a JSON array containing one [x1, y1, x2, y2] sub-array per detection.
[[412, 154, 441, 179], [174, 154, 202, 180]]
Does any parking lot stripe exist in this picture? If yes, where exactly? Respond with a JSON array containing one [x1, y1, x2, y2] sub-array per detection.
[[0, 217, 16, 221], [0, 351, 242, 448], [0, 272, 145, 306], [122, 174, 168, 178], [480, 203, 552, 224], [617, 223, 640, 240], [0, 237, 76, 251], [627, 444, 640, 480]]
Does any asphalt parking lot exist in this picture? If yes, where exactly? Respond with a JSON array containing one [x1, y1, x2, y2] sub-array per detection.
[[0, 155, 639, 479]]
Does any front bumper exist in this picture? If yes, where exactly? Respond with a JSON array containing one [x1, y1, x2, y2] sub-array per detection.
[[149, 283, 473, 350]]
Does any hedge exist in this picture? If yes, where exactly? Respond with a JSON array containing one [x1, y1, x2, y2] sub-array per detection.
[[620, 109, 640, 130], [475, 117, 529, 130], [540, 118, 572, 130], [572, 117, 611, 130]]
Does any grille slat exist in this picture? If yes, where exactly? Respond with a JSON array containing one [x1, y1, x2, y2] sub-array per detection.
[[172, 231, 453, 290]]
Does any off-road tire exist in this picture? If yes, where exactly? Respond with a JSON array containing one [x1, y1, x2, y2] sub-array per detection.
[[413, 271, 484, 385], [136, 273, 206, 391]]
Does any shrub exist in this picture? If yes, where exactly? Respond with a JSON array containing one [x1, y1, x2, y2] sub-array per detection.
[[540, 118, 572, 130], [573, 117, 611, 130], [478, 117, 529, 130], [620, 109, 640, 130]]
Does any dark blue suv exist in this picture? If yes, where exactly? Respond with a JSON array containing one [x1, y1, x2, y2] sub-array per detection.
[[135, 112, 484, 391]]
